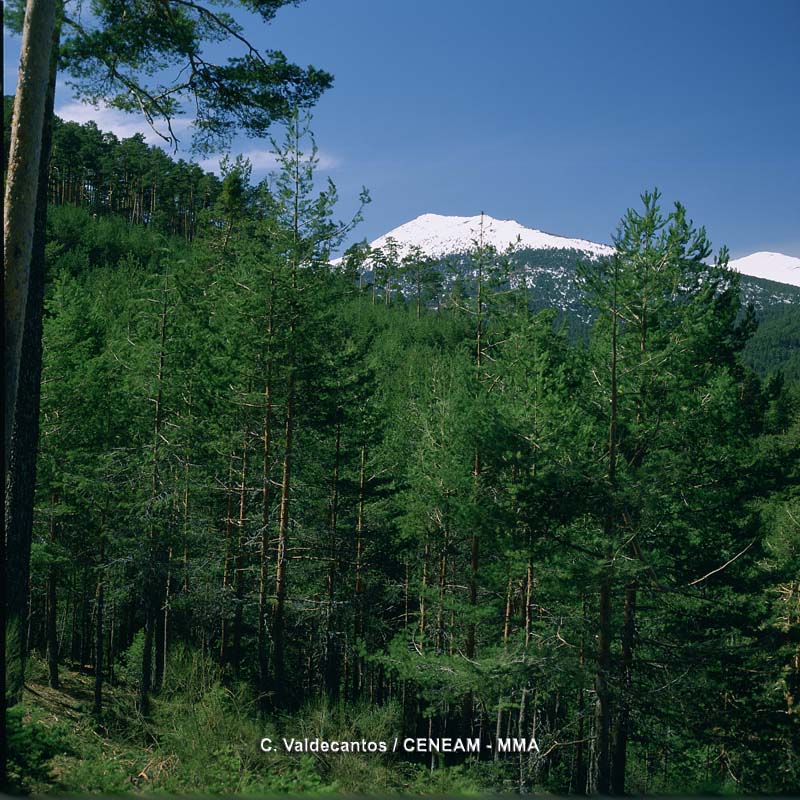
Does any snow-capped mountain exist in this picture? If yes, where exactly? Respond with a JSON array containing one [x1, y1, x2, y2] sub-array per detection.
[[728, 252, 800, 288], [367, 213, 612, 260], [358, 213, 800, 289]]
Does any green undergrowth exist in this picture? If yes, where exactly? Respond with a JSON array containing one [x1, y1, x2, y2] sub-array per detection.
[[5, 651, 487, 796]]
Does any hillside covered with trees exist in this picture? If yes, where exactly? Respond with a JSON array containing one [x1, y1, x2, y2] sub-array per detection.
[[2, 96, 799, 795]]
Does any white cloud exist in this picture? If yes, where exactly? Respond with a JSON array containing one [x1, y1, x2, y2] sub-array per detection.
[[199, 148, 340, 176], [53, 101, 341, 177], [54, 99, 192, 146]]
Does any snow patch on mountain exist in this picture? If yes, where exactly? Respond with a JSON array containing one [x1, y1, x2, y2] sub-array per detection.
[[366, 213, 614, 259], [727, 252, 800, 288]]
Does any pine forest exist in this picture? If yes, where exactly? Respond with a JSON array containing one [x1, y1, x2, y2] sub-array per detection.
[[3, 2, 799, 796]]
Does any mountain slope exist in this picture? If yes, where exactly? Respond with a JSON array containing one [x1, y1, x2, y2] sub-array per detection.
[[728, 251, 800, 287]]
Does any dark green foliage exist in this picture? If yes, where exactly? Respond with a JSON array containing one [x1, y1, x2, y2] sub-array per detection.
[[745, 302, 800, 381], [6, 105, 799, 796], [4, 0, 332, 153], [5, 703, 71, 792]]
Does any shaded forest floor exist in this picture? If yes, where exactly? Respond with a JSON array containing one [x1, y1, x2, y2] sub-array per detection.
[[5, 656, 490, 796]]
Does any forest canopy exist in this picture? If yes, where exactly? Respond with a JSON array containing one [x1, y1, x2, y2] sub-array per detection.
[[3, 104, 800, 795]]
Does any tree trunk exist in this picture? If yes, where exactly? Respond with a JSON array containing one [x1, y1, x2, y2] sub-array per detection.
[[220, 453, 235, 663], [94, 539, 105, 715], [272, 127, 302, 706], [142, 278, 169, 709], [4, 18, 59, 739], [436, 526, 448, 655], [595, 256, 619, 794], [258, 342, 274, 712], [154, 583, 166, 690], [3, 0, 57, 468], [352, 443, 367, 700], [108, 599, 116, 685], [495, 575, 513, 759], [46, 494, 60, 689], [160, 547, 172, 687], [595, 577, 612, 794], [573, 594, 588, 794], [611, 582, 636, 794], [324, 413, 342, 699], [419, 537, 430, 649], [232, 419, 249, 674], [272, 373, 294, 704]]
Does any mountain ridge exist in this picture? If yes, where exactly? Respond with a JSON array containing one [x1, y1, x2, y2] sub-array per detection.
[[367, 212, 612, 260], [357, 213, 800, 289]]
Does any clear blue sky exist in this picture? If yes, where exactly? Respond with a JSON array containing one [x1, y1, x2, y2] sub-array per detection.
[[4, 0, 800, 256]]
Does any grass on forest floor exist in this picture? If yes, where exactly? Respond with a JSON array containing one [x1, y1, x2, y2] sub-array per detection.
[[5, 661, 753, 796], [6, 656, 487, 796]]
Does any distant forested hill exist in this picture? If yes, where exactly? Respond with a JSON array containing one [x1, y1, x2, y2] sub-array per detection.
[[4, 96, 223, 241], [413, 245, 800, 378]]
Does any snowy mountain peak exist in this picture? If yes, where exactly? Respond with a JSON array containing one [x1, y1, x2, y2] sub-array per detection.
[[346, 213, 799, 290], [727, 251, 800, 288], [367, 213, 613, 259]]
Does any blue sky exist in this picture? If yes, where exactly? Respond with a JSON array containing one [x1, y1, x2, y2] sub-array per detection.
[[4, 0, 800, 256]]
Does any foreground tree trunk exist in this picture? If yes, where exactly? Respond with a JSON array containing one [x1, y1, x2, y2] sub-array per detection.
[[3, 0, 57, 469], [4, 15, 59, 760]]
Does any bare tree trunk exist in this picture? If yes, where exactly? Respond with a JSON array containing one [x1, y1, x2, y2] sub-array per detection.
[[4, 18, 59, 740], [595, 577, 612, 794], [272, 374, 294, 703], [495, 575, 513, 759], [419, 537, 430, 649], [154, 582, 166, 689], [573, 594, 588, 795], [352, 444, 367, 700], [141, 278, 169, 711], [611, 582, 636, 794], [108, 599, 116, 685], [46, 493, 60, 689], [436, 527, 448, 655], [324, 412, 342, 699], [3, 0, 57, 467], [466, 522, 478, 658], [258, 338, 274, 712], [94, 538, 105, 715], [272, 122, 302, 706], [220, 454, 235, 663], [161, 547, 172, 686], [595, 257, 619, 794], [232, 420, 249, 674], [140, 605, 154, 712], [461, 218, 486, 742]]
